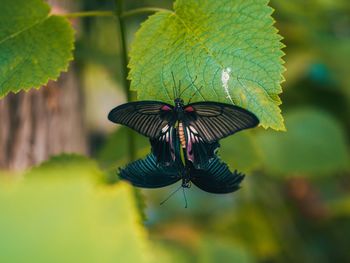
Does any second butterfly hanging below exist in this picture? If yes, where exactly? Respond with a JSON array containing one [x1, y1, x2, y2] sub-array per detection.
[[119, 128, 245, 207]]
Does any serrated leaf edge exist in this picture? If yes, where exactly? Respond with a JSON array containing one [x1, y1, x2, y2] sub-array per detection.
[[0, 15, 75, 98]]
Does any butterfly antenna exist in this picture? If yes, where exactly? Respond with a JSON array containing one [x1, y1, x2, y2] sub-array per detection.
[[187, 85, 204, 104], [177, 80, 182, 98], [179, 76, 198, 98], [190, 81, 206, 101], [160, 185, 182, 206], [182, 187, 188, 208], [171, 71, 177, 100]]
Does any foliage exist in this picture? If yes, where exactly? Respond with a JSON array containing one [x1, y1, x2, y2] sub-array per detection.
[[0, 154, 260, 263], [97, 127, 149, 169], [197, 237, 254, 263], [129, 0, 285, 130], [219, 131, 262, 173], [1, 0, 350, 262], [0, 155, 155, 263], [257, 108, 349, 176], [0, 0, 74, 97]]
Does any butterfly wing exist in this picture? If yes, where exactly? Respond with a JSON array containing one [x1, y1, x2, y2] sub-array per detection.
[[182, 123, 219, 169], [184, 102, 259, 143], [119, 154, 181, 188], [108, 101, 175, 138], [190, 158, 245, 194], [150, 123, 176, 166]]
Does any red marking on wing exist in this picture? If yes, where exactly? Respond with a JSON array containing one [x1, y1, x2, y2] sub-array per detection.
[[161, 105, 171, 111], [185, 106, 194, 112]]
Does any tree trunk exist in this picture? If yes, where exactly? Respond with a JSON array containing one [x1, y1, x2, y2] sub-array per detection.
[[0, 1, 87, 171]]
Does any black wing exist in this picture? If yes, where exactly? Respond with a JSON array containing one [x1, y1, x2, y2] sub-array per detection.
[[184, 102, 259, 143], [108, 101, 175, 139], [151, 126, 219, 168], [119, 154, 181, 188], [182, 123, 220, 169], [190, 158, 245, 194], [150, 123, 176, 166]]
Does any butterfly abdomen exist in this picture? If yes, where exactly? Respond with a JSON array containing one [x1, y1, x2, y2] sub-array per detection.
[[178, 122, 186, 148]]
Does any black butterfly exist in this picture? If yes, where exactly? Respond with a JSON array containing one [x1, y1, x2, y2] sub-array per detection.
[[119, 128, 244, 202], [108, 97, 259, 169], [119, 152, 244, 194]]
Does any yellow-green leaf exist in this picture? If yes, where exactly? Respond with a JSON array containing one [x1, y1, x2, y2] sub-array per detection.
[[0, 0, 74, 97], [129, 0, 285, 130], [0, 155, 153, 263], [256, 109, 350, 176]]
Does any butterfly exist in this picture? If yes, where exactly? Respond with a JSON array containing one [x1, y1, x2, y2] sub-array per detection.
[[119, 128, 245, 207], [119, 152, 244, 194], [108, 91, 259, 169]]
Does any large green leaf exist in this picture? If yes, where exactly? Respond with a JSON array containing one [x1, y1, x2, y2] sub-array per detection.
[[0, 0, 74, 97], [0, 155, 154, 263], [220, 131, 262, 173], [256, 109, 350, 176], [129, 0, 285, 130]]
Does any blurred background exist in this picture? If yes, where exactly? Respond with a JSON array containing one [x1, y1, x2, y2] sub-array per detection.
[[0, 0, 349, 262]]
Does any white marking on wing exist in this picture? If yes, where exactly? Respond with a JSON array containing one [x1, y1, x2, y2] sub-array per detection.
[[166, 131, 169, 142], [189, 125, 198, 134], [162, 124, 169, 133], [191, 132, 195, 142]]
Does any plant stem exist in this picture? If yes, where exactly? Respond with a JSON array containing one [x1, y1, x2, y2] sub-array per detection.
[[115, 0, 136, 162], [121, 7, 172, 18], [62, 7, 171, 19], [63, 11, 115, 18], [63, 5, 169, 163]]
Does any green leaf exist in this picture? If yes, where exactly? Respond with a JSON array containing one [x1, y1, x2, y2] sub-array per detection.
[[0, 0, 74, 98], [97, 127, 149, 169], [256, 108, 350, 176], [198, 237, 255, 263], [219, 131, 262, 173], [0, 155, 154, 263], [129, 0, 285, 130]]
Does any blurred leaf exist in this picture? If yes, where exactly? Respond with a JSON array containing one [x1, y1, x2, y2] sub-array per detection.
[[282, 50, 316, 88], [0, 0, 74, 97], [328, 197, 350, 217], [220, 131, 262, 173], [320, 39, 350, 98], [215, 207, 279, 259], [0, 155, 154, 263], [97, 127, 149, 168], [198, 237, 255, 263], [129, 0, 285, 130], [27, 153, 101, 175], [76, 18, 122, 83], [272, 0, 350, 96], [257, 108, 349, 176], [97, 128, 149, 220], [83, 63, 125, 132], [152, 241, 194, 263]]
